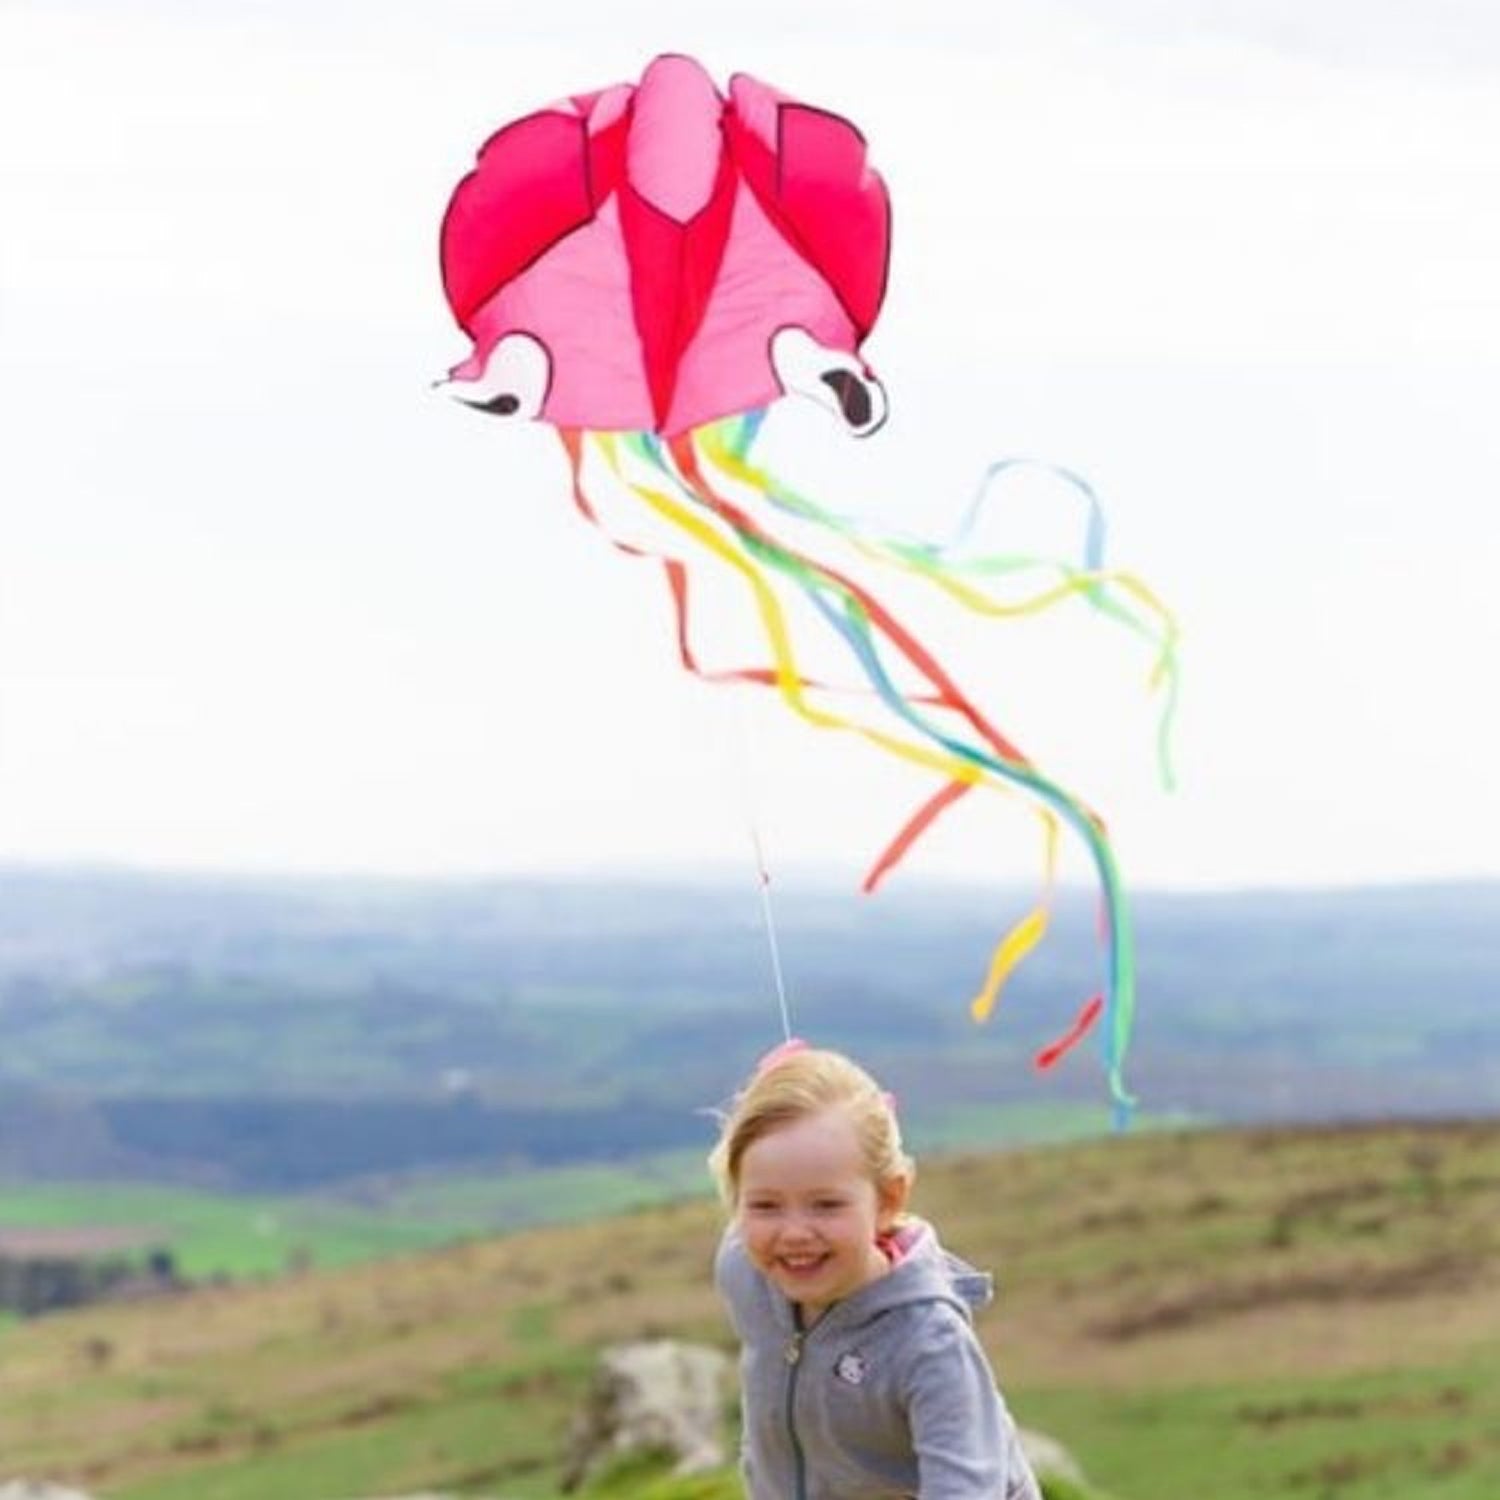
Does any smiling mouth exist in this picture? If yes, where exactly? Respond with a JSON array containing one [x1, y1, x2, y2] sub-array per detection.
[[776, 1254, 831, 1278]]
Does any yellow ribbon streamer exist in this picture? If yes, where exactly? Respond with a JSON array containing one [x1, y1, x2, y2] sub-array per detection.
[[969, 812, 1060, 1023]]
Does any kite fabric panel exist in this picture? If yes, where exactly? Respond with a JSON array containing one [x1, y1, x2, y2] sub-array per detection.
[[440, 52, 890, 436]]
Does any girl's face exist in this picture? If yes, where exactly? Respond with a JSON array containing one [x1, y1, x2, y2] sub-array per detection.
[[735, 1105, 908, 1319]]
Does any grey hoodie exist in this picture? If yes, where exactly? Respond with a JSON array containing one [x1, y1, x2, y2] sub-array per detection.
[[715, 1219, 1041, 1499]]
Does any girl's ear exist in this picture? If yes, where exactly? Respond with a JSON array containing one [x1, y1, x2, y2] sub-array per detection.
[[877, 1172, 912, 1231]]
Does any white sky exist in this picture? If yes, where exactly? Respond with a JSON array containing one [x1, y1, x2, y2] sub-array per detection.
[[1, 0, 1497, 892]]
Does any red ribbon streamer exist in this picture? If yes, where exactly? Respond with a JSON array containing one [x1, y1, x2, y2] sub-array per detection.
[[862, 779, 974, 893], [1033, 994, 1105, 1072]]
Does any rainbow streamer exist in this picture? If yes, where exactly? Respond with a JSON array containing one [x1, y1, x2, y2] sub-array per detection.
[[557, 416, 1179, 1120]]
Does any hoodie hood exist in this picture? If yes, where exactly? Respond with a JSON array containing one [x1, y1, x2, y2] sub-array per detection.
[[835, 1218, 993, 1328]]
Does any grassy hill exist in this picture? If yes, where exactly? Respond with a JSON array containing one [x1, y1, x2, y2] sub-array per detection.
[[3, 1118, 1499, 1500]]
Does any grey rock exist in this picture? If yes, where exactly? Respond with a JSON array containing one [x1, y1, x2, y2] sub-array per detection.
[[563, 1339, 732, 1489]]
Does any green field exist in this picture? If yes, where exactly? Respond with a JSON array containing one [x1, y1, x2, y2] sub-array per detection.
[[0, 1180, 465, 1278], [0, 1153, 709, 1279], [1023, 1354, 1500, 1500], [3, 1118, 1499, 1500]]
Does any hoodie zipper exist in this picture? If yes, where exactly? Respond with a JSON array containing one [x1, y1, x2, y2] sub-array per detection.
[[784, 1328, 807, 1500], [780, 1299, 943, 1500]]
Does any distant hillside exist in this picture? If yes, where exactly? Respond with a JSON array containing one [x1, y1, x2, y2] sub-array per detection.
[[1, 867, 1496, 1188], [2, 1118, 1498, 1500]]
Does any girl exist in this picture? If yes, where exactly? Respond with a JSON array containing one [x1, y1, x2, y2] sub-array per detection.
[[710, 1041, 1041, 1499]]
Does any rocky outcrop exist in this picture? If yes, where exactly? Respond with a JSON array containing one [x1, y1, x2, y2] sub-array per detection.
[[562, 1339, 731, 1489]]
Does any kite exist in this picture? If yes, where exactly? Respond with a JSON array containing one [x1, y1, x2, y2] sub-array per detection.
[[437, 53, 1178, 1117]]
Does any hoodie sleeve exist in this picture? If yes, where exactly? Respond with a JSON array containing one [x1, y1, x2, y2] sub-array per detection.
[[901, 1310, 1040, 1500]]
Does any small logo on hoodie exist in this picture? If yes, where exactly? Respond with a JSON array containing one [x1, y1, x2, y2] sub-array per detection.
[[834, 1352, 867, 1385]]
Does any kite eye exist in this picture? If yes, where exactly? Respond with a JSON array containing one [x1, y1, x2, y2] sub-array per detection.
[[436, 333, 551, 420], [770, 327, 888, 437]]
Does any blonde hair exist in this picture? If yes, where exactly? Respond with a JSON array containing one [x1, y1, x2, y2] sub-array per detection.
[[708, 1046, 914, 1207]]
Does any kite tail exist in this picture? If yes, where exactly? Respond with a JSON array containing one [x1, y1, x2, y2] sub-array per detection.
[[701, 415, 1182, 794], [558, 423, 1146, 1117], [696, 415, 1160, 1112]]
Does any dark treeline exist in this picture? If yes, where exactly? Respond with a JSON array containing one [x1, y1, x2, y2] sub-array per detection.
[[96, 1095, 703, 1189]]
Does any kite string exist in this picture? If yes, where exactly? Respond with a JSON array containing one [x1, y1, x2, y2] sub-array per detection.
[[724, 683, 795, 1043], [576, 428, 796, 1042], [749, 817, 794, 1045]]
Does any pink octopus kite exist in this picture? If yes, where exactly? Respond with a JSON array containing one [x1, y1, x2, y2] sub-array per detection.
[[437, 53, 1178, 1115]]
